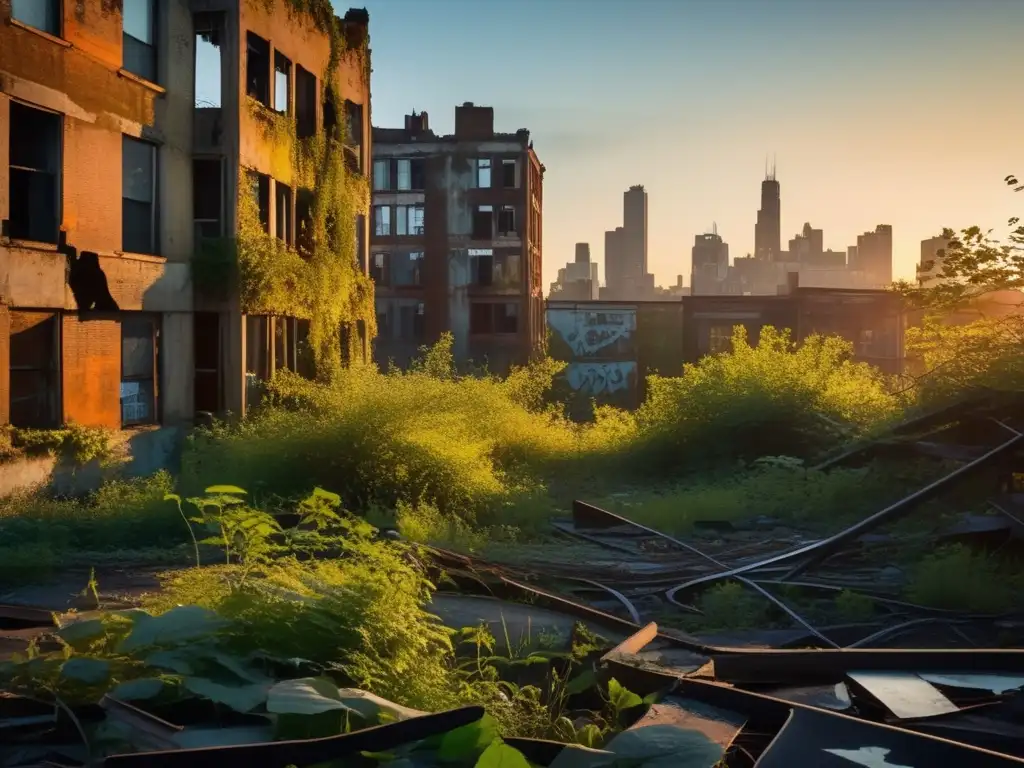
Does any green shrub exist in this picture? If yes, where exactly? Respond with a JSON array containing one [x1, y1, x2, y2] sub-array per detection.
[[906, 544, 1023, 613]]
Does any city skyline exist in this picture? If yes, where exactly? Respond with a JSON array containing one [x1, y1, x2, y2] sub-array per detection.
[[345, 0, 1023, 289]]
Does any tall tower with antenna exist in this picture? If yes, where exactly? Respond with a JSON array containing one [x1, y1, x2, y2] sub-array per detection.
[[755, 156, 781, 260]]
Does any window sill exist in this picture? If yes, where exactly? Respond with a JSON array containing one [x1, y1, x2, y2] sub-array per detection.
[[2, 237, 60, 253], [117, 68, 166, 95], [7, 18, 71, 48], [114, 251, 167, 264]]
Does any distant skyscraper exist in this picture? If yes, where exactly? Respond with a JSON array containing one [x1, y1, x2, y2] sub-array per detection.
[[691, 228, 730, 295], [856, 225, 893, 287], [551, 242, 598, 299], [574, 242, 590, 264], [604, 227, 625, 290], [918, 235, 950, 287], [755, 162, 781, 260], [623, 185, 648, 279]]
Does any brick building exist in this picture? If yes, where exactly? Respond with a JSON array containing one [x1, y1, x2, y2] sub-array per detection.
[[0, 0, 371, 432], [370, 104, 544, 372]]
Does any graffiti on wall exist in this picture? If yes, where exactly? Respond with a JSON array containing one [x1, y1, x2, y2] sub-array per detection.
[[566, 362, 637, 397], [547, 306, 637, 359]]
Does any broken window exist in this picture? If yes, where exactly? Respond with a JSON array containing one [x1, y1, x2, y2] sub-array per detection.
[[275, 181, 292, 244], [296, 189, 314, 255], [194, 12, 222, 108], [295, 66, 317, 139], [502, 158, 517, 188], [471, 249, 494, 286], [194, 312, 220, 415], [474, 158, 491, 188], [410, 159, 426, 190], [9, 311, 59, 428], [373, 205, 391, 236], [9, 101, 62, 243], [396, 159, 411, 191], [248, 171, 270, 233], [11, 0, 60, 36], [470, 250, 520, 288], [708, 325, 733, 354], [121, 314, 159, 427], [323, 88, 337, 138], [472, 205, 493, 240], [391, 251, 423, 287], [193, 158, 223, 240], [371, 252, 389, 285], [344, 99, 362, 145], [123, 0, 157, 83], [470, 302, 519, 334], [373, 159, 389, 191], [498, 205, 516, 236], [273, 51, 291, 114], [246, 33, 270, 107], [122, 136, 158, 254]]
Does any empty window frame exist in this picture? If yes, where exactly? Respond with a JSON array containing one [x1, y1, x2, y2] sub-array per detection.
[[193, 158, 223, 240], [193, 312, 220, 415], [275, 181, 292, 244], [194, 12, 223, 108], [474, 158, 491, 188], [344, 99, 362, 145], [248, 171, 271, 234], [8, 101, 62, 243], [470, 302, 519, 334], [371, 252, 389, 285], [398, 302, 425, 341], [296, 189, 314, 255], [391, 251, 423, 287], [502, 158, 518, 188], [472, 205, 493, 240], [373, 159, 390, 191], [396, 159, 411, 191], [497, 205, 516, 236], [410, 158, 426, 190], [373, 205, 391, 236], [9, 311, 60, 429], [246, 33, 271, 106], [123, 0, 157, 82], [121, 314, 159, 427], [122, 136, 158, 254], [11, 0, 60, 36], [295, 66, 317, 139], [470, 250, 521, 287], [395, 205, 424, 236], [274, 51, 291, 114]]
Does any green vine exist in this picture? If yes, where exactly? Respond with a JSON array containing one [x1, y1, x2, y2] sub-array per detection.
[[198, 0, 374, 380]]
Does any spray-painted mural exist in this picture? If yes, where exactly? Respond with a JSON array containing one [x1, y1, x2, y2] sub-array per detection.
[[547, 304, 639, 408]]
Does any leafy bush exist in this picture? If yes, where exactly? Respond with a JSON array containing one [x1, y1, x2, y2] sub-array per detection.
[[632, 326, 901, 472]]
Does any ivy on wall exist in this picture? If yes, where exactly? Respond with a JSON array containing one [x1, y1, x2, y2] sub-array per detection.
[[196, 0, 374, 381]]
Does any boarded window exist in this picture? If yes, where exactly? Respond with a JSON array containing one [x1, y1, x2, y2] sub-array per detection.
[[9, 311, 59, 428]]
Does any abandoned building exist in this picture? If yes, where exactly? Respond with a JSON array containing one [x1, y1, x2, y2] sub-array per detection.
[[370, 104, 545, 372], [0, 0, 372, 433]]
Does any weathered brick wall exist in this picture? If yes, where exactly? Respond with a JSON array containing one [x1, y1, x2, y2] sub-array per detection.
[[61, 315, 120, 429], [62, 122, 121, 254]]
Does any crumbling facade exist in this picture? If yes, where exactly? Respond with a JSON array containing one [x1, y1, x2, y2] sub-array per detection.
[[370, 104, 544, 372], [0, 0, 371, 432]]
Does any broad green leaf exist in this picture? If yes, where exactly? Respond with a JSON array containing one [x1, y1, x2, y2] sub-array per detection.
[[60, 657, 110, 684], [437, 713, 498, 761], [199, 650, 271, 684], [144, 650, 194, 675], [204, 485, 247, 495], [266, 677, 353, 715], [337, 688, 427, 722], [170, 725, 273, 749], [110, 678, 165, 701], [577, 724, 604, 749], [120, 605, 225, 652], [184, 677, 269, 713], [312, 487, 341, 505], [607, 678, 643, 711], [475, 740, 531, 768], [547, 744, 616, 768], [565, 669, 597, 695], [56, 619, 107, 645]]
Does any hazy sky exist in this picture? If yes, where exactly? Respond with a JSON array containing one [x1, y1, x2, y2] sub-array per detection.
[[345, 0, 1023, 288]]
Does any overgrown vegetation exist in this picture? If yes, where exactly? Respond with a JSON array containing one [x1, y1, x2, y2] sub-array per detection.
[[194, 0, 374, 379], [1, 424, 113, 466]]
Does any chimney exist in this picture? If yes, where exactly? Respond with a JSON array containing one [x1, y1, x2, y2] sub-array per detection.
[[404, 111, 429, 134], [455, 102, 494, 140]]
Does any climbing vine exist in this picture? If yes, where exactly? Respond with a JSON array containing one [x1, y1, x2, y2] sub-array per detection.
[[196, 0, 374, 381]]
